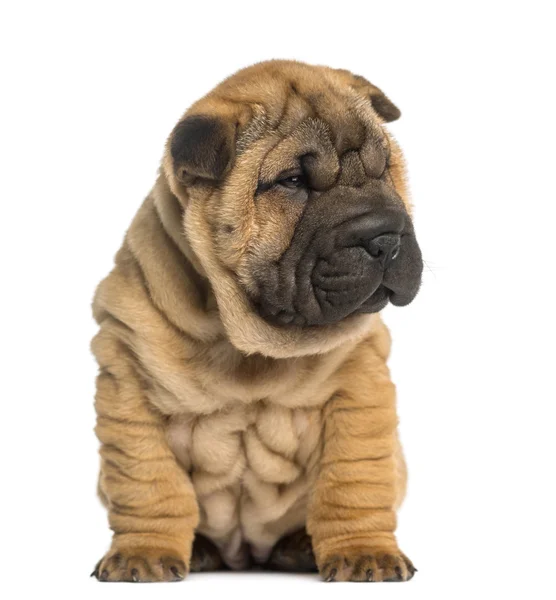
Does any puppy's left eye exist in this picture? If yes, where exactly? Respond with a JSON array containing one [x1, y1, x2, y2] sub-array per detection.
[[278, 175, 306, 189]]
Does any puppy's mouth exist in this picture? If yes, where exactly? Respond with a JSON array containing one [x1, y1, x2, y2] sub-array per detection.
[[255, 240, 420, 328], [256, 285, 391, 327]]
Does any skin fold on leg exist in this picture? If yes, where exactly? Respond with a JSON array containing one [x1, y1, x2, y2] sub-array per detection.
[[307, 329, 416, 582], [91, 330, 199, 582]]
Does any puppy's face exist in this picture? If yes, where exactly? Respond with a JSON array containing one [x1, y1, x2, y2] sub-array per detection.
[[163, 61, 423, 358]]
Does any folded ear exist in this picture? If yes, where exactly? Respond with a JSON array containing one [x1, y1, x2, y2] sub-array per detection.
[[337, 70, 401, 123], [169, 114, 236, 182], [366, 84, 401, 123]]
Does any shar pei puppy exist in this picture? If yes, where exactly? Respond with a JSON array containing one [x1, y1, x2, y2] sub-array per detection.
[[91, 60, 423, 583]]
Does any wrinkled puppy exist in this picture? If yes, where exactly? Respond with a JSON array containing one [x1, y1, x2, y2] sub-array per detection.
[[91, 60, 423, 583]]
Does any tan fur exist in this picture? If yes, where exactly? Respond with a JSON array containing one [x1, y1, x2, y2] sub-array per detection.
[[92, 60, 415, 582]]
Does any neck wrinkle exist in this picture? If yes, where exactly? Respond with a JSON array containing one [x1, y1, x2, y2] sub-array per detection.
[[150, 173, 220, 332], [152, 173, 208, 279]]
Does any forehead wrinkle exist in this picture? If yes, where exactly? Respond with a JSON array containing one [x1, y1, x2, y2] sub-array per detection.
[[345, 95, 389, 178], [236, 104, 270, 155], [235, 81, 315, 155], [300, 86, 386, 181], [306, 75, 370, 147], [267, 87, 357, 167], [257, 133, 298, 182], [255, 86, 340, 183], [238, 78, 388, 185], [265, 82, 349, 151], [258, 117, 340, 188], [352, 93, 389, 148], [275, 86, 320, 138]]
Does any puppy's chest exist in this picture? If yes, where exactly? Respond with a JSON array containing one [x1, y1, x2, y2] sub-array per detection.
[[166, 400, 324, 565], [166, 400, 324, 486]]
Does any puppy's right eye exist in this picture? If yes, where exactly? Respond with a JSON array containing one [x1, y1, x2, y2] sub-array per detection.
[[278, 175, 306, 189], [255, 173, 308, 197]]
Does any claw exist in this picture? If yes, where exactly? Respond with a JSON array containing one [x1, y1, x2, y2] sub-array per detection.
[[405, 560, 417, 578], [100, 569, 109, 581], [366, 569, 374, 581], [91, 559, 102, 578], [131, 568, 139, 582], [325, 567, 337, 582], [170, 566, 183, 580], [395, 566, 403, 580]]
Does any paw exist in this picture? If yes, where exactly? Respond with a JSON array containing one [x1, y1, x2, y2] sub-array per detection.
[[92, 548, 187, 582], [189, 535, 225, 572], [267, 528, 317, 572], [319, 549, 416, 582]]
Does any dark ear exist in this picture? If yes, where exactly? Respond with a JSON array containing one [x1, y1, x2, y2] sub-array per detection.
[[352, 75, 401, 123], [339, 70, 401, 123], [368, 88, 401, 123], [170, 115, 236, 182]]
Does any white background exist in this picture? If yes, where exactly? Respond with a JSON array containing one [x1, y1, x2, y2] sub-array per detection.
[[1, 1, 555, 598]]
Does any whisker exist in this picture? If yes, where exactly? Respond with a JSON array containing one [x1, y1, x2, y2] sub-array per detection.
[[422, 259, 437, 279]]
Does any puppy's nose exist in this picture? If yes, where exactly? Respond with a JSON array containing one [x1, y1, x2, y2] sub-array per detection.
[[335, 208, 405, 268], [367, 233, 401, 269]]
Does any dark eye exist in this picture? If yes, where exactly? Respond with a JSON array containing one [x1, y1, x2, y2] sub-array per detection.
[[278, 174, 306, 189]]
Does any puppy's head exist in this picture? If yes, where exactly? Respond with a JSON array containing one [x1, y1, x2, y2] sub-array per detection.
[[162, 60, 422, 358]]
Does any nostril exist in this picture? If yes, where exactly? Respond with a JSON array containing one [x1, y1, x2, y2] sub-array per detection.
[[367, 233, 401, 267]]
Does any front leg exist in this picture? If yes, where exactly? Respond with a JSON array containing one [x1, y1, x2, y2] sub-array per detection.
[[307, 332, 416, 582], [91, 333, 199, 582]]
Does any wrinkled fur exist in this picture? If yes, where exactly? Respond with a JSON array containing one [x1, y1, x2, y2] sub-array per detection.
[[92, 60, 416, 582]]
